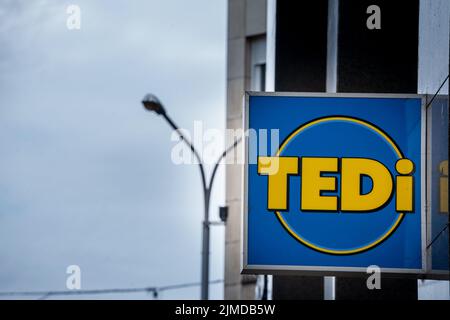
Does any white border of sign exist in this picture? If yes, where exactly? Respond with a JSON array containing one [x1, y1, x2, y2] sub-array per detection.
[[241, 91, 430, 278]]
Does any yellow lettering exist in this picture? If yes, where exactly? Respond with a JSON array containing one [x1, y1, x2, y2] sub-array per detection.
[[395, 159, 414, 212], [258, 156, 298, 210], [341, 158, 392, 211], [301, 157, 338, 211], [439, 160, 448, 213]]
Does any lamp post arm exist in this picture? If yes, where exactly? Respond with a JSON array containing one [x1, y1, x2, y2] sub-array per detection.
[[207, 137, 242, 193], [161, 113, 208, 194]]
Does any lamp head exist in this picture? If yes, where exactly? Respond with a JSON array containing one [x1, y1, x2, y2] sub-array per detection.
[[142, 93, 165, 115]]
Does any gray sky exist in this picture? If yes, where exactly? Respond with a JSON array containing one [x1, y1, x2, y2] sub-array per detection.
[[0, 0, 227, 299]]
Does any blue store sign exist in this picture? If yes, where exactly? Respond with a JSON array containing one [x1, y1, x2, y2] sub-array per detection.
[[242, 92, 426, 275]]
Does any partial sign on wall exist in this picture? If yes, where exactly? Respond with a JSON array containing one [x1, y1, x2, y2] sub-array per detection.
[[242, 92, 427, 276], [427, 95, 449, 276]]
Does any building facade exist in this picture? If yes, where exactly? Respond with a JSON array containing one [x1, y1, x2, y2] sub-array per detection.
[[225, 0, 449, 300], [225, 0, 267, 300]]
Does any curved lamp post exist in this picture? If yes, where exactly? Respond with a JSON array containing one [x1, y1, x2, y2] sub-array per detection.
[[142, 93, 240, 300]]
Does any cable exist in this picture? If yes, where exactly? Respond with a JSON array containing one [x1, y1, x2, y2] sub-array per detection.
[[0, 279, 224, 299], [423, 74, 450, 251], [425, 74, 449, 109], [426, 223, 450, 249]]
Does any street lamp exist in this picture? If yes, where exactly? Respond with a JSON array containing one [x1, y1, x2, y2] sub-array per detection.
[[142, 93, 240, 300]]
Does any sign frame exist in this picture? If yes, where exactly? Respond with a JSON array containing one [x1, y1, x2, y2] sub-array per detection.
[[241, 91, 428, 278]]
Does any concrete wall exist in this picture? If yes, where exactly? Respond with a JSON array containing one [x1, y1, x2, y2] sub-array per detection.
[[225, 0, 266, 300], [418, 0, 449, 95]]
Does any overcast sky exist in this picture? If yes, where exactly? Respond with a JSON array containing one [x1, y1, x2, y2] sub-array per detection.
[[0, 0, 227, 299]]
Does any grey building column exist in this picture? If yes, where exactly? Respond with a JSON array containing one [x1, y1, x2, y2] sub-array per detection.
[[225, 0, 267, 300], [324, 0, 339, 300]]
